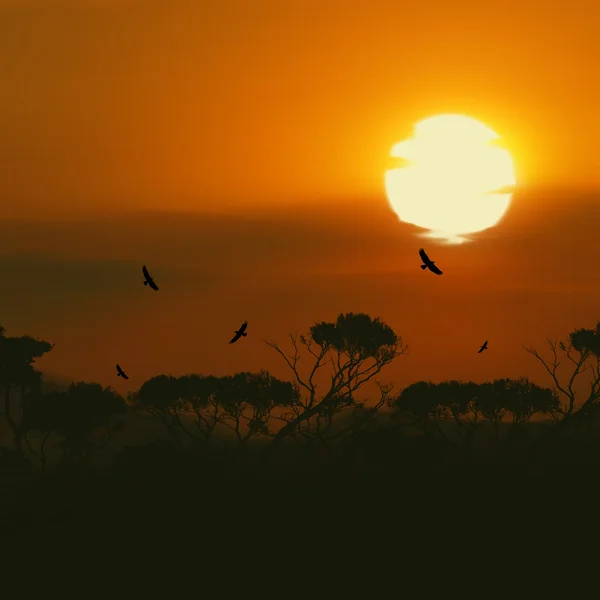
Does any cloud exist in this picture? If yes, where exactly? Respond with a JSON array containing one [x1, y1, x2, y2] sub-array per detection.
[[0, 187, 598, 335], [0, 205, 411, 281], [0, 189, 598, 393], [0, 188, 599, 289]]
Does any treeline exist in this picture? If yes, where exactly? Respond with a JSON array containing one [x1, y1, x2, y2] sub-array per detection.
[[1, 314, 600, 477], [394, 377, 560, 441]]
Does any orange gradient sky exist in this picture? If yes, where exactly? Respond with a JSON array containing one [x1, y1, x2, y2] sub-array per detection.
[[1, 0, 599, 215], [1, 0, 599, 397]]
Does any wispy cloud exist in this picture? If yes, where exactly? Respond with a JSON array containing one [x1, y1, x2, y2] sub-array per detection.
[[1, 190, 599, 391]]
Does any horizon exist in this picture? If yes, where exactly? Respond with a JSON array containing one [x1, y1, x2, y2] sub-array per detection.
[[1, 185, 599, 397], [1, 0, 599, 431]]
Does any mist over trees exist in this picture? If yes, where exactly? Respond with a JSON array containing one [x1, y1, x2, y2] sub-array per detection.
[[2, 315, 600, 535]]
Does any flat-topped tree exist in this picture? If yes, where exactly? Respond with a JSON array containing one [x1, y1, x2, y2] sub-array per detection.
[[494, 377, 560, 426], [393, 378, 559, 444], [0, 325, 54, 456], [215, 370, 300, 444], [266, 312, 406, 447], [22, 382, 127, 468], [178, 374, 222, 442], [130, 372, 298, 445], [130, 374, 196, 445], [394, 380, 483, 445], [392, 381, 452, 439]]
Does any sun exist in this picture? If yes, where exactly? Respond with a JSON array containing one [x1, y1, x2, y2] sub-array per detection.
[[384, 114, 516, 244]]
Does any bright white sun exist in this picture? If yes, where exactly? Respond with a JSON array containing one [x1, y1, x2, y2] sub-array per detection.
[[385, 114, 516, 244]]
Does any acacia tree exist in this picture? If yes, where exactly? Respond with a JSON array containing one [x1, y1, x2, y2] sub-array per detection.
[[393, 380, 482, 445], [0, 325, 53, 457], [523, 322, 600, 428], [498, 377, 560, 426], [476, 382, 509, 441], [215, 371, 300, 444], [266, 312, 407, 447], [474, 379, 558, 441], [392, 381, 451, 439], [131, 372, 298, 445], [130, 374, 220, 445], [393, 378, 559, 444], [438, 380, 482, 442], [180, 374, 224, 441], [22, 382, 127, 468]]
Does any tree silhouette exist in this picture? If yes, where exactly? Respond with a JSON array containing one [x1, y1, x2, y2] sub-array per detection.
[[22, 381, 127, 468], [0, 325, 54, 457], [497, 377, 560, 426], [215, 370, 300, 444], [524, 321, 600, 428], [130, 371, 298, 445], [178, 374, 223, 442], [394, 380, 482, 445], [392, 381, 451, 438], [476, 381, 509, 441], [393, 378, 559, 445], [266, 312, 406, 447], [437, 380, 481, 440], [130, 374, 204, 445]]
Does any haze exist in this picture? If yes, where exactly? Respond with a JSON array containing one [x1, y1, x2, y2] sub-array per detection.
[[1, 0, 599, 392]]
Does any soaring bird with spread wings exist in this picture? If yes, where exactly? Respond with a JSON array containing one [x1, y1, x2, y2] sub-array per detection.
[[116, 364, 129, 379], [229, 321, 248, 344], [478, 341, 488, 353], [142, 265, 159, 291], [419, 248, 443, 275]]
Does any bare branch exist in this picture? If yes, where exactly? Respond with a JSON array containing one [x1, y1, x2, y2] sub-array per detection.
[[523, 343, 575, 413], [524, 333, 600, 423]]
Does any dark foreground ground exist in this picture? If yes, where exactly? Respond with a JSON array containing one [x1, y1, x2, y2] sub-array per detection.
[[2, 439, 598, 598], [3, 429, 600, 542]]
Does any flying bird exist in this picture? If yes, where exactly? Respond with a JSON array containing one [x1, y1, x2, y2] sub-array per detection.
[[142, 265, 159, 291], [116, 364, 129, 379], [229, 321, 248, 344], [419, 248, 443, 275], [478, 341, 488, 353]]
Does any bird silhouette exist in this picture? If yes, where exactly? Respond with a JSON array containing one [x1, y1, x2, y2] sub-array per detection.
[[142, 265, 159, 291], [229, 321, 248, 344], [419, 248, 443, 275], [478, 341, 488, 353], [116, 364, 129, 379]]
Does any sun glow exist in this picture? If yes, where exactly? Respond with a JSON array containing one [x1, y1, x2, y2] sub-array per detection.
[[385, 114, 517, 244]]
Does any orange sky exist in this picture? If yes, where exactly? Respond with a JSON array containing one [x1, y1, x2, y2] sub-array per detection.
[[0, 0, 599, 215], [1, 0, 599, 398], [1, 190, 599, 397]]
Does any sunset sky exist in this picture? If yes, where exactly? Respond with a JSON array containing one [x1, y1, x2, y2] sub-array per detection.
[[1, 0, 599, 398]]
